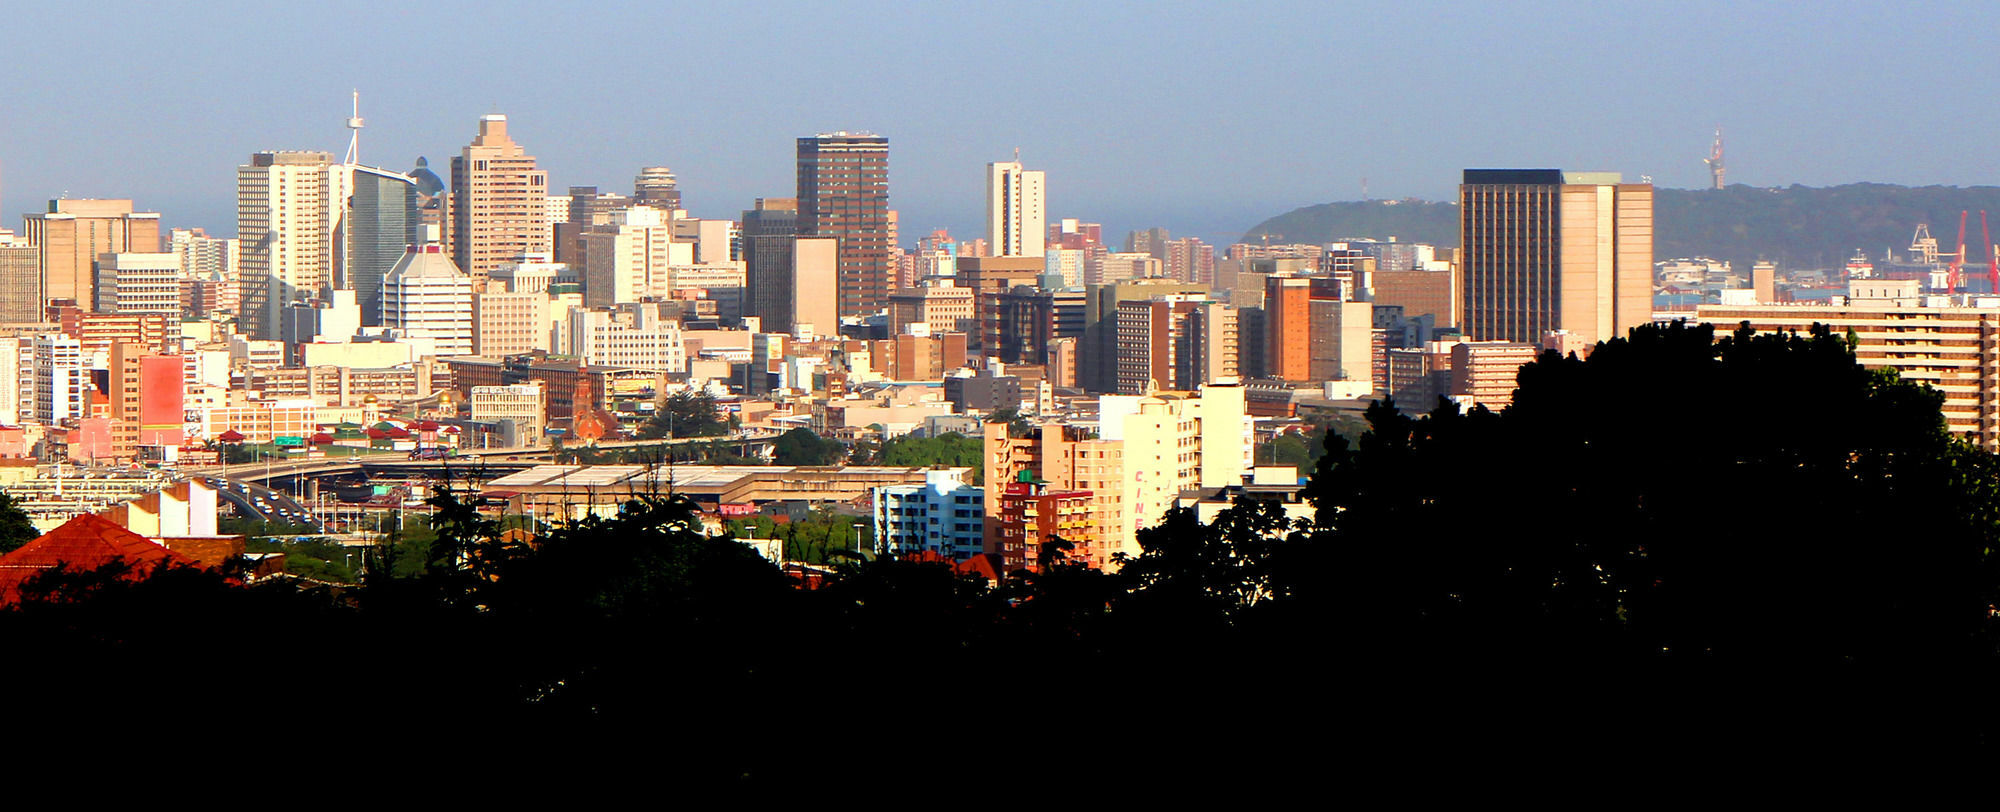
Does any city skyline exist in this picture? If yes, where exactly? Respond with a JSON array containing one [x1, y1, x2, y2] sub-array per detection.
[[6, 2, 1998, 248]]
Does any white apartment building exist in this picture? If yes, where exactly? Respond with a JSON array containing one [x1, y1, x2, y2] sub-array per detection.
[[987, 160, 1046, 258], [872, 468, 986, 562]]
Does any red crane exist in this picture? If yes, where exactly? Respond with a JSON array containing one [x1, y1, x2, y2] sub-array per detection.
[[1948, 210, 1969, 293]]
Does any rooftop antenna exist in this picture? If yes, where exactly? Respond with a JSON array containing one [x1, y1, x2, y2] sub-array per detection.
[[344, 90, 365, 166], [1013, 146, 1021, 164]]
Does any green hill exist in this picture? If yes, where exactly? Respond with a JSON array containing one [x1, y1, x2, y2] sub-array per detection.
[[1243, 183, 2000, 271]]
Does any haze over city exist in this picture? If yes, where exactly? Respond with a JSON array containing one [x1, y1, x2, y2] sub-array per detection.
[[6, 1, 1997, 245]]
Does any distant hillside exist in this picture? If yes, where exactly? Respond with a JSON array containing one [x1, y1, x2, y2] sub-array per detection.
[[1243, 183, 2000, 271]]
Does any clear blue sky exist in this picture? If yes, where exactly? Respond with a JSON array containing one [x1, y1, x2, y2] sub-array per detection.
[[3, 1, 1994, 247]]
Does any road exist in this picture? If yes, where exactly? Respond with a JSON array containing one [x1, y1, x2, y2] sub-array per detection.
[[193, 474, 320, 530]]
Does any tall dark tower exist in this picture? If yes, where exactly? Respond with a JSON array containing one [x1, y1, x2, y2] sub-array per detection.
[[796, 132, 890, 317]]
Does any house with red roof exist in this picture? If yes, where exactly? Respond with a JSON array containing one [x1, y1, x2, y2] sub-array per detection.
[[0, 514, 199, 604]]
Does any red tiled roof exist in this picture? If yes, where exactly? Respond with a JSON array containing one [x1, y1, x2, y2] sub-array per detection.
[[0, 514, 197, 604]]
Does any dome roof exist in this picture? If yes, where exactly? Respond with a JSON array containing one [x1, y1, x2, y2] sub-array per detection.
[[408, 156, 445, 197]]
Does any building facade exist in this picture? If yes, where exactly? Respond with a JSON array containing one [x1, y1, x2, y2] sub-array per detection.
[[1460, 169, 1652, 345], [796, 133, 890, 317], [986, 160, 1045, 259], [451, 115, 551, 284], [872, 468, 986, 562]]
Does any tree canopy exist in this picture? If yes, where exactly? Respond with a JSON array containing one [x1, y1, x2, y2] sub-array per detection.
[[770, 427, 847, 466], [637, 390, 731, 440], [4, 320, 1996, 754]]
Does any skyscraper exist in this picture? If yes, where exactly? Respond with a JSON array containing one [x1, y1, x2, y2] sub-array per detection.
[[986, 160, 1045, 258], [22, 199, 162, 312], [451, 115, 551, 285], [634, 166, 681, 210], [796, 132, 890, 317], [238, 151, 337, 340], [343, 165, 422, 325], [1459, 170, 1653, 346]]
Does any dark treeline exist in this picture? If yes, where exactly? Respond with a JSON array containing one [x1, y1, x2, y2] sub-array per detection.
[[4, 322, 1998, 768]]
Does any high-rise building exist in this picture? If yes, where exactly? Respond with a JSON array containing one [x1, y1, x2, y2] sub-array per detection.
[[22, 199, 162, 312], [872, 469, 986, 562], [983, 382, 1247, 568], [451, 115, 551, 285], [634, 166, 681, 210], [1126, 227, 1171, 259], [1114, 294, 1238, 394], [238, 151, 337, 340], [582, 206, 685, 307], [93, 253, 180, 317], [168, 228, 239, 318], [1083, 277, 1207, 394], [986, 160, 1045, 258], [796, 132, 890, 317], [382, 244, 474, 357], [344, 165, 423, 325], [1265, 275, 1313, 382], [1309, 297, 1373, 383], [1459, 169, 1653, 345], [0, 233, 40, 323]]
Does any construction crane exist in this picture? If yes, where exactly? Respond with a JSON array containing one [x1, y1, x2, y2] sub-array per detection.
[[1912, 223, 1943, 266], [1704, 127, 1726, 190]]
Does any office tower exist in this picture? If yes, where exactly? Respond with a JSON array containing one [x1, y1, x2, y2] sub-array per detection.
[[1310, 298, 1372, 383], [556, 186, 631, 267], [0, 233, 39, 323], [382, 244, 474, 356], [1081, 277, 1207, 394], [1126, 227, 1170, 258], [344, 165, 423, 325], [472, 290, 550, 357], [888, 280, 975, 337], [451, 115, 551, 285], [1265, 276, 1312, 381], [635, 166, 682, 210], [582, 206, 686, 307], [796, 132, 890, 316], [22, 199, 162, 311], [743, 198, 834, 337], [169, 228, 240, 317], [409, 156, 449, 247], [993, 286, 1085, 367], [238, 151, 337, 340], [93, 253, 180, 317], [1460, 169, 1652, 345], [986, 160, 1045, 258], [1372, 267, 1460, 328], [1114, 294, 1238, 394]]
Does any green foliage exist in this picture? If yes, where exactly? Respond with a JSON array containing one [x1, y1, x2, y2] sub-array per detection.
[[0, 489, 40, 554], [637, 390, 731, 440], [877, 431, 982, 481], [771, 427, 847, 466]]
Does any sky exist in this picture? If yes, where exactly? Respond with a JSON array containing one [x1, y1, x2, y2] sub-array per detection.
[[4, 1, 1998, 247]]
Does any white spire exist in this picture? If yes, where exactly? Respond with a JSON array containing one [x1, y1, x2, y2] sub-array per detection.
[[344, 90, 365, 166]]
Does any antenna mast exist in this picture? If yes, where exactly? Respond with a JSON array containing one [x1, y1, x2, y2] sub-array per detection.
[[344, 90, 365, 166], [1704, 127, 1725, 190]]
